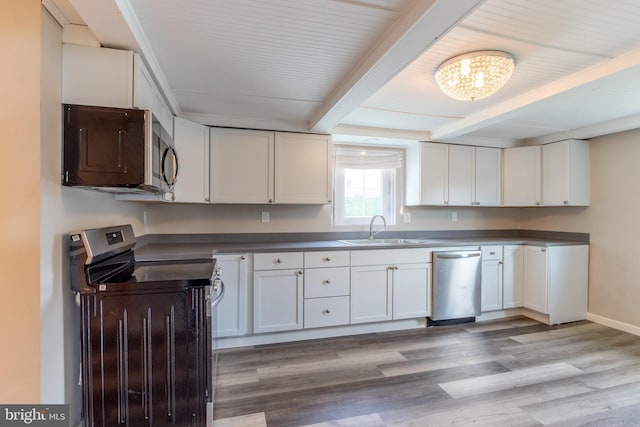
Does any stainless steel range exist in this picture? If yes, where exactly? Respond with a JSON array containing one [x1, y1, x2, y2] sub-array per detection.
[[70, 224, 221, 427]]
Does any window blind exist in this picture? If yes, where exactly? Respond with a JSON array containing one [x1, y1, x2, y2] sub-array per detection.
[[334, 146, 404, 169]]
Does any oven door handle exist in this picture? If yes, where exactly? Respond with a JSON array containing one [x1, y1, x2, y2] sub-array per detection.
[[211, 279, 225, 309]]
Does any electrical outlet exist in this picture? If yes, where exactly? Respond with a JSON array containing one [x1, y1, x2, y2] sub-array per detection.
[[451, 211, 458, 222], [403, 212, 411, 223], [261, 211, 270, 223]]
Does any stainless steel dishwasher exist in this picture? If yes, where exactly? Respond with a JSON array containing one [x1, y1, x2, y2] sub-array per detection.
[[429, 250, 482, 326]]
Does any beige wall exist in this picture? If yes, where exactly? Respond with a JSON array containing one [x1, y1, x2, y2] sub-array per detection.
[[520, 129, 640, 327], [145, 204, 521, 234], [0, 0, 41, 403]]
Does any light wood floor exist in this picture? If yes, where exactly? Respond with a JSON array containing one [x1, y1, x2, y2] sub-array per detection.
[[213, 317, 640, 426]]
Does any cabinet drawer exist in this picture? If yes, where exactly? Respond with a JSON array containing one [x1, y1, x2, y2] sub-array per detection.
[[304, 296, 350, 329], [304, 267, 350, 298], [480, 245, 503, 260], [304, 250, 349, 268], [350, 248, 430, 266], [254, 252, 303, 270]]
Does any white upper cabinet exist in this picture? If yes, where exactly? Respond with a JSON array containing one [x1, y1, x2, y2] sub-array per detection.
[[62, 44, 133, 109], [448, 145, 475, 206], [406, 143, 502, 207], [62, 44, 173, 133], [274, 132, 332, 204], [474, 147, 502, 206], [405, 142, 449, 206], [503, 146, 542, 206], [210, 128, 274, 204], [542, 139, 590, 206], [172, 117, 210, 203], [208, 128, 331, 204]]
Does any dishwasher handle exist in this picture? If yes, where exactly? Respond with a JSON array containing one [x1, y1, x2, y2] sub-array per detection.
[[435, 252, 481, 259]]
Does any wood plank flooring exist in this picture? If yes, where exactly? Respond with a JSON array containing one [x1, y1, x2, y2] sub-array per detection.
[[213, 317, 640, 426]]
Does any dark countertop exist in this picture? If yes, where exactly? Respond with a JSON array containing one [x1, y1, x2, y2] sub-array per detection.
[[134, 231, 588, 261]]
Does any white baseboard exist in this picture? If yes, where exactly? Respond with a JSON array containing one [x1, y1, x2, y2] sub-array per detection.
[[216, 319, 426, 349], [587, 312, 640, 336]]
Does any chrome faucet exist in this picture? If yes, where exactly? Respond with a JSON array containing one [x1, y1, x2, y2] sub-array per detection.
[[369, 215, 387, 240]]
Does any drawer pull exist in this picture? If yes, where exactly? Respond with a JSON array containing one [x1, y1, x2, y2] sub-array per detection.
[[322, 309, 331, 315], [275, 259, 282, 264], [489, 251, 495, 255], [323, 279, 331, 285], [324, 257, 331, 262]]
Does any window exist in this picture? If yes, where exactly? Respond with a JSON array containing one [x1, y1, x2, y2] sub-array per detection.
[[334, 146, 403, 226]]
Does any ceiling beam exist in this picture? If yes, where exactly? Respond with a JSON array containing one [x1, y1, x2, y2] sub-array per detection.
[[309, 0, 485, 133], [525, 113, 640, 145], [431, 46, 640, 140], [331, 124, 430, 142]]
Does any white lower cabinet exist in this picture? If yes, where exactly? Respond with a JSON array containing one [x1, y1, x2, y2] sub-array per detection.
[[214, 253, 250, 337], [303, 251, 351, 329], [253, 252, 304, 333], [502, 245, 524, 309], [392, 263, 431, 319], [350, 265, 393, 324], [481, 260, 503, 312], [304, 296, 350, 329], [350, 249, 431, 324], [523, 245, 589, 324], [523, 246, 549, 313], [480, 246, 503, 312]]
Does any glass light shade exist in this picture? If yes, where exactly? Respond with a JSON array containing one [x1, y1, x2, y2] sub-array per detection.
[[434, 50, 515, 101]]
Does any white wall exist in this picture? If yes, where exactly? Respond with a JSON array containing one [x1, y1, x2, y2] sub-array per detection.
[[39, 8, 145, 423], [520, 129, 640, 328]]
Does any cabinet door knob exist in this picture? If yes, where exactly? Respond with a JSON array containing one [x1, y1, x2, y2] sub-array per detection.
[[563, 200, 569, 205], [275, 258, 282, 263], [322, 309, 331, 315], [536, 201, 541, 206], [298, 270, 303, 275], [490, 251, 495, 255], [323, 279, 331, 284], [541, 248, 546, 252], [324, 257, 331, 262]]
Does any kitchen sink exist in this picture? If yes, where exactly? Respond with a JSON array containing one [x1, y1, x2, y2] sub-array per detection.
[[338, 238, 426, 246]]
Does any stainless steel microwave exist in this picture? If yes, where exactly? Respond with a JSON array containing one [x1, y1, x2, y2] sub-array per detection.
[[62, 104, 178, 196]]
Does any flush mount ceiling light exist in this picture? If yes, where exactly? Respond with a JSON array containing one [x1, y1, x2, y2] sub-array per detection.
[[434, 50, 515, 101]]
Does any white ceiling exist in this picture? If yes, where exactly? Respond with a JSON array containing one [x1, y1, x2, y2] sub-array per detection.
[[52, 0, 640, 146]]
